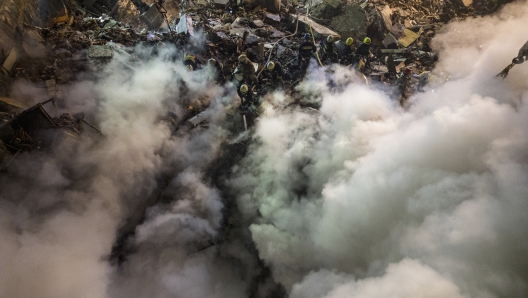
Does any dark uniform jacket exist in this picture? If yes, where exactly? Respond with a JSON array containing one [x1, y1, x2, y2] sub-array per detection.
[[322, 40, 335, 56], [299, 41, 317, 58], [184, 56, 198, 70], [355, 42, 371, 57], [265, 62, 283, 81]]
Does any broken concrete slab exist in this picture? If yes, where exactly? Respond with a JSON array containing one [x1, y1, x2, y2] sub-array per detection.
[[252, 19, 265, 28], [265, 13, 281, 25], [329, 4, 367, 41], [295, 15, 340, 40], [379, 5, 392, 31], [382, 33, 398, 48], [311, 0, 344, 20], [2, 48, 17, 74], [270, 29, 285, 39], [398, 28, 422, 47], [139, 4, 165, 30], [390, 23, 406, 39], [244, 34, 261, 45], [88, 45, 112, 58]]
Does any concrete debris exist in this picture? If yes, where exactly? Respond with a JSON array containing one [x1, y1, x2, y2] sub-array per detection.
[[329, 4, 367, 41], [382, 33, 398, 48], [88, 45, 113, 58], [296, 15, 340, 40], [398, 28, 422, 47], [0, 98, 100, 156], [0, 0, 515, 133], [2, 48, 17, 74], [311, 0, 344, 20], [139, 4, 165, 30]]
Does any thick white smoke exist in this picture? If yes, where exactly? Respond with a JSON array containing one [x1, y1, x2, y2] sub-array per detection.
[[229, 1, 528, 297], [0, 42, 245, 298], [2, 1, 528, 297]]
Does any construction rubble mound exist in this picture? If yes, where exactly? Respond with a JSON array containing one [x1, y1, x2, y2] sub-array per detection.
[[0, 0, 515, 164]]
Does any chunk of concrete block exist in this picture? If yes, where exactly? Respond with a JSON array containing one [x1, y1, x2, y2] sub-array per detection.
[[382, 33, 398, 48], [295, 15, 340, 40], [2, 48, 18, 73], [88, 45, 112, 58], [398, 28, 422, 47], [311, 0, 344, 20], [329, 4, 367, 41], [378, 5, 392, 31]]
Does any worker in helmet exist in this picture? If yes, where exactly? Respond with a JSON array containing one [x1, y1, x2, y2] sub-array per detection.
[[208, 58, 225, 83], [396, 67, 413, 105], [340, 37, 356, 65], [184, 53, 198, 70], [237, 83, 257, 118], [236, 54, 257, 84], [513, 40, 528, 64], [355, 37, 372, 57], [237, 83, 255, 104], [298, 33, 317, 67], [321, 35, 338, 64], [263, 61, 283, 82]]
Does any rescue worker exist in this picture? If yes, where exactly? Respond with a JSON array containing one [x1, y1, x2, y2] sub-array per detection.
[[208, 58, 224, 83], [513, 40, 528, 64], [184, 53, 198, 70], [355, 37, 372, 57], [237, 84, 257, 119], [236, 54, 257, 84], [321, 35, 337, 64], [340, 37, 356, 65], [264, 61, 283, 81], [298, 33, 317, 67], [237, 83, 255, 105], [396, 68, 412, 105]]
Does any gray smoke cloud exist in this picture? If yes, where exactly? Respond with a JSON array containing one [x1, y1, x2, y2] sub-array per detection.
[[229, 1, 528, 297], [2, 1, 528, 297]]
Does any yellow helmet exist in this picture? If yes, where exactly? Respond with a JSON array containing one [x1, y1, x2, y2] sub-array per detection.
[[326, 35, 334, 43], [346, 37, 353, 46], [185, 54, 196, 61], [187, 65, 193, 71], [363, 37, 371, 44], [238, 54, 248, 62], [208, 58, 217, 66], [428, 74, 436, 83], [240, 84, 249, 94], [266, 61, 275, 70]]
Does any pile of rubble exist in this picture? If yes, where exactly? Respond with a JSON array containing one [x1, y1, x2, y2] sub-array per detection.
[[0, 0, 515, 164]]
